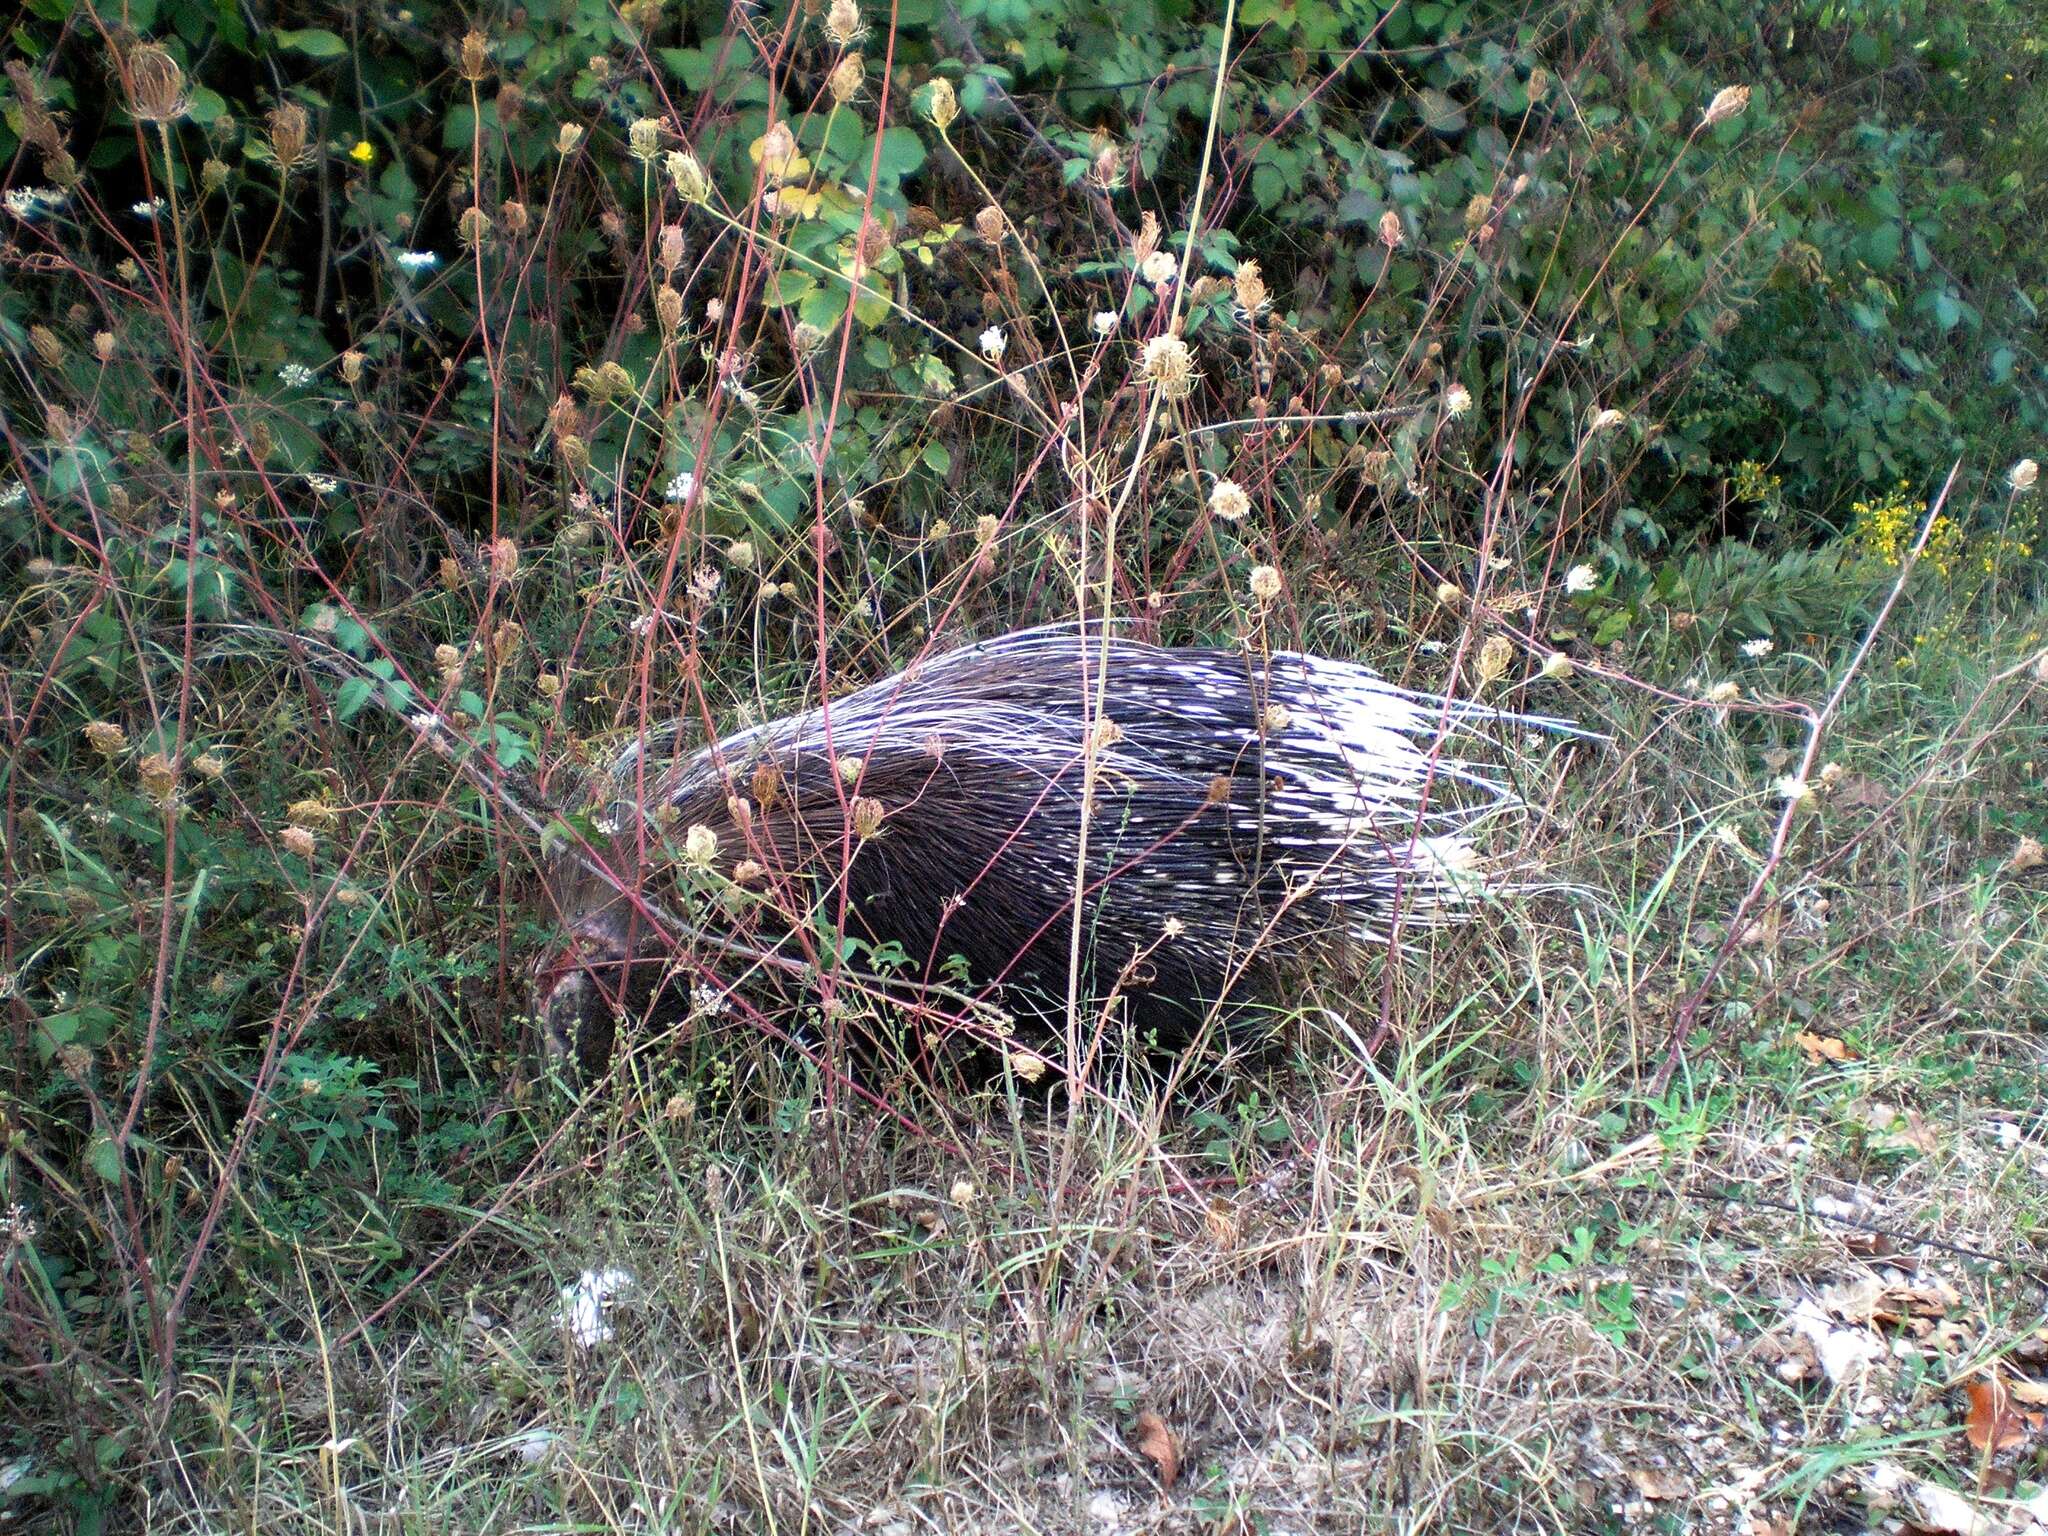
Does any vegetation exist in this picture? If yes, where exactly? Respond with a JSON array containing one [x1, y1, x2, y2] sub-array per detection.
[[2, 0, 2044, 1528]]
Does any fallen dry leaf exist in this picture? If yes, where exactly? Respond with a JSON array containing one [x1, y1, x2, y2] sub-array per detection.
[[1962, 1377, 2030, 1454], [1793, 1031, 1856, 1064], [2003, 1376, 2048, 1406], [1744, 1514, 1793, 1536], [1628, 1466, 1687, 1501], [1132, 1410, 1182, 1489]]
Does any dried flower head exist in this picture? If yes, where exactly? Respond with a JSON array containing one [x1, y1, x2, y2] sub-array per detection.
[[1378, 208, 1405, 249], [828, 53, 865, 103], [500, 199, 530, 235], [557, 123, 585, 155], [1434, 581, 1464, 607], [1140, 333, 1198, 400], [1248, 564, 1282, 604], [28, 325, 62, 367], [1208, 478, 1250, 523], [1705, 680, 1741, 706], [457, 206, 490, 246], [457, 29, 492, 83], [2008, 457, 2039, 493], [1089, 140, 1124, 190], [655, 284, 685, 333], [1587, 407, 1628, 434], [1232, 260, 1269, 322], [489, 537, 519, 581], [824, 0, 865, 46], [666, 150, 711, 204], [684, 823, 718, 865], [124, 45, 189, 125], [1140, 249, 1178, 288], [850, 795, 885, 839], [281, 825, 317, 860], [84, 720, 128, 758], [657, 222, 685, 272], [193, 752, 226, 779], [974, 204, 1005, 243], [1442, 383, 1473, 418], [1702, 84, 1751, 127], [265, 103, 312, 170], [138, 752, 179, 802], [1475, 634, 1512, 688], [627, 117, 663, 161], [1539, 651, 1575, 680], [923, 77, 958, 130]]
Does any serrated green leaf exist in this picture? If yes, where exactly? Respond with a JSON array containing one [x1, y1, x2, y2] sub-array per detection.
[[276, 27, 348, 58]]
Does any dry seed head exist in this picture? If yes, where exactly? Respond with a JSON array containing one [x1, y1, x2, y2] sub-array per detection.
[[655, 284, 685, 333], [1539, 651, 1575, 680], [791, 321, 828, 360], [458, 206, 489, 246], [850, 795, 885, 839], [286, 798, 336, 831], [439, 556, 463, 590], [281, 825, 317, 860], [824, 0, 865, 46], [1475, 634, 1512, 688], [125, 45, 189, 125], [86, 329, 112, 362], [974, 204, 1005, 242], [666, 150, 711, 204], [1232, 260, 1269, 321], [1588, 407, 1628, 434], [1089, 141, 1124, 190], [193, 752, 226, 779], [1140, 333, 1198, 400], [923, 77, 958, 130], [138, 752, 179, 802], [1705, 680, 1741, 705], [457, 29, 492, 83], [266, 103, 311, 170], [1702, 84, 1751, 127], [975, 513, 999, 546], [2008, 457, 2038, 493], [2011, 836, 2045, 874], [1133, 209, 1161, 266], [29, 326, 62, 366], [537, 672, 561, 699], [489, 537, 519, 581], [557, 122, 585, 155], [1208, 478, 1250, 522], [1378, 208, 1405, 249], [434, 642, 464, 682], [1434, 581, 1463, 607], [500, 199, 530, 235], [627, 117, 663, 161], [84, 720, 128, 758], [657, 223, 685, 272], [684, 824, 718, 865], [828, 54, 865, 103], [1248, 564, 1283, 604]]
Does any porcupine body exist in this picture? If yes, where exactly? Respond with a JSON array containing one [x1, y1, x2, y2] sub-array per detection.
[[536, 625, 1578, 1075]]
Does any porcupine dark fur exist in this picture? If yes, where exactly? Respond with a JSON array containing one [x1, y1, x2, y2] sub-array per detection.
[[534, 624, 1584, 1076]]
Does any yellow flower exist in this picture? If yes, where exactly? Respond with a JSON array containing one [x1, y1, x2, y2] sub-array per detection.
[[349, 139, 374, 165]]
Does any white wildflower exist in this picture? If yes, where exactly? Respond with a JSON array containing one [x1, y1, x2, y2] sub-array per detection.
[[684, 823, 718, 864], [132, 198, 167, 219], [278, 362, 315, 388], [1139, 333, 1198, 399], [690, 981, 730, 1018], [1140, 248, 1177, 288], [4, 186, 66, 220], [303, 474, 339, 495], [1091, 310, 1119, 336], [1564, 563, 1597, 594], [395, 250, 440, 273], [665, 470, 697, 503], [1248, 564, 1282, 603], [1442, 383, 1473, 418], [1208, 478, 1250, 522], [2008, 457, 2039, 493], [978, 325, 1006, 361], [1740, 637, 1774, 658], [0, 483, 26, 509]]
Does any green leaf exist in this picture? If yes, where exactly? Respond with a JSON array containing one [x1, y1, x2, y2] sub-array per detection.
[[275, 28, 348, 58], [922, 441, 952, 474], [87, 1134, 121, 1184]]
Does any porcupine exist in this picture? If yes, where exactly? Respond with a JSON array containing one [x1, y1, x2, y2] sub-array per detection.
[[533, 624, 1582, 1076]]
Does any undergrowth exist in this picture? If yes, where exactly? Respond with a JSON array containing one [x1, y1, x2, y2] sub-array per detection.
[[2, 0, 2046, 1529]]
